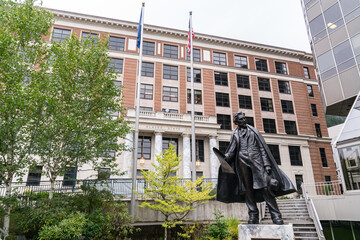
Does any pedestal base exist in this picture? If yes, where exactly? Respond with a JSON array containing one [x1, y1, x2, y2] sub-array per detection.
[[238, 224, 294, 240]]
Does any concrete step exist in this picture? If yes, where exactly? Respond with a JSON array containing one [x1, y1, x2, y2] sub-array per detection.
[[294, 231, 318, 237], [295, 237, 319, 240]]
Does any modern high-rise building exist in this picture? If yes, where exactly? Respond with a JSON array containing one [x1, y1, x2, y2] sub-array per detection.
[[300, 0, 360, 116]]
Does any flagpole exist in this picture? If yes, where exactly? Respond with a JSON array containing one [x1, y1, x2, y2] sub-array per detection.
[[131, 2, 145, 222], [190, 11, 196, 182]]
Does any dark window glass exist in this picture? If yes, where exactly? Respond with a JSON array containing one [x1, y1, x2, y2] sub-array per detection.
[[320, 148, 328, 167], [311, 104, 318, 117], [308, 85, 314, 97], [268, 145, 281, 165], [164, 44, 178, 59], [284, 120, 298, 135], [26, 166, 42, 186], [138, 136, 151, 159], [214, 72, 228, 86], [109, 36, 125, 51], [163, 86, 178, 102], [213, 52, 227, 65], [98, 168, 110, 180], [140, 84, 153, 100], [278, 80, 291, 94], [275, 62, 288, 74], [281, 100, 294, 114], [190, 139, 205, 162], [143, 41, 155, 55], [217, 114, 232, 130], [238, 95, 252, 109], [295, 175, 303, 192], [63, 167, 76, 186], [315, 123, 322, 137], [52, 28, 71, 42], [258, 77, 271, 91], [163, 65, 178, 80], [260, 98, 274, 112], [235, 55, 248, 68], [108, 58, 123, 73], [325, 176, 331, 182], [141, 62, 154, 77], [304, 67, 310, 79], [216, 92, 230, 107], [289, 146, 303, 166], [163, 108, 178, 113], [263, 118, 276, 133], [255, 58, 268, 71], [237, 75, 250, 89], [187, 89, 202, 104], [187, 111, 203, 115], [219, 141, 230, 155], [187, 48, 201, 62], [81, 32, 98, 44], [187, 68, 201, 83], [140, 106, 153, 111], [245, 117, 254, 127], [162, 138, 178, 154]]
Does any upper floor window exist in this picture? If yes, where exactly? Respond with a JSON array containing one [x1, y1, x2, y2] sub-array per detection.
[[255, 58, 268, 72], [315, 123, 322, 137], [214, 72, 228, 86], [284, 120, 298, 135], [216, 92, 230, 107], [26, 166, 42, 186], [81, 32, 98, 44], [245, 117, 254, 127], [235, 55, 248, 68], [275, 61, 288, 75], [187, 68, 201, 83], [237, 75, 250, 89], [260, 98, 274, 112], [187, 111, 203, 115], [114, 80, 122, 96], [137, 136, 151, 159], [63, 167, 76, 186], [190, 139, 205, 162], [163, 65, 178, 80], [52, 28, 71, 42], [141, 62, 154, 77], [320, 148, 328, 168], [187, 48, 201, 62], [304, 67, 310, 79], [213, 52, 227, 65], [108, 58, 123, 74], [217, 114, 232, 130], [268, 145, 281, 165], [164, 44, 178, 59], [311, 104, 318, 117], [143, 41, 155, 55], [98, 168, 110, 180], [109, 36, 125, 51], [163, 108, 178, 113], [187, 89, 202, 104], [258, 77, 271, 91], [289, 146, 302, 166], [238, 95, 252, 109], [140, 106, 153, 111], [307, 85, 314, 97], [263, 118, 277, 133], [162, 138, 178, 154], [281, 100, 294, 114], [140, 84, 153, 100], [278, 80, 291, 94], [163, 86, 178, 102]]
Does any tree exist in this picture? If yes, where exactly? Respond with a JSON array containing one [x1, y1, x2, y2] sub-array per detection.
[[0, 0, 53, 233], [139, 144, 215, 240]]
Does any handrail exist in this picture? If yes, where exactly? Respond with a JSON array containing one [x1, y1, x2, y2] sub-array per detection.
[[0, 227, 7, 240], [301, 183, 325, 240]]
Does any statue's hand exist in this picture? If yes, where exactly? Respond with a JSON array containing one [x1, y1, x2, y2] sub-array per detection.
[[265, 166, 271, 174]]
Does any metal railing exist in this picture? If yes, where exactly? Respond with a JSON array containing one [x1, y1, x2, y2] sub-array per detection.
[[0, 227, 7, 240], [302, 180, 342, 196]]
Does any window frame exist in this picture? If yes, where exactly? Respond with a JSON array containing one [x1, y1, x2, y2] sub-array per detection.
[[109, 36, 125, 51], [26, 166, 43, 186], [278, 80, 291, 94], [260, 98, 274, 112], [268, 144, 281, 165], [307, 85, 314, 97], [258, 77, 271, 91], [52, 27, 71, 42], [214, 72, 228, 86], [163, 44, 178, 59], [304, 67, 310, 79], [187, 68, 201, 83], [315, 123, 322, 137], [284, 120, 298, 135], [187, 89, 202, 104], [236, 75, 250, 89], [255, 58, 268, 72], [217, 114, 232, 130], [137, 136, 152, 160], [263, 118, 277, 133], [213, 52, 227, 65], [141, 62, 154, 77], [163, 64, 178, 80], [311, 104, 318, 117], [234, 55, 248, 69], [215, 92, 230, 107], [289, 146, 303, 166], [275, 61, 288, 75], [187, 48, 201, 62], [140, 83, 153, 100], [320, 148, 328, 168], [142, 41, 155, 55], [162, 86, 178, 102], [108, 58, 123, 74], [281, 100, 294, 114], [238, 95, 252, 109]]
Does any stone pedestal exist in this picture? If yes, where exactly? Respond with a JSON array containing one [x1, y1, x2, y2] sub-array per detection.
[[238, 224, 294, 240]]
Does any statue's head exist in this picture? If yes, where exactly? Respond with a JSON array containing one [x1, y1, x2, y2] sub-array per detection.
[[233, 111, 246, 127]]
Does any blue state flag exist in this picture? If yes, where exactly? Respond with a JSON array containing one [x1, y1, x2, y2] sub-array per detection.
[[136, 9, 142, 48]]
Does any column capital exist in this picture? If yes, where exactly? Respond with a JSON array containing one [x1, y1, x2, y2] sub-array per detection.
[[182, 133, 191, 138], [154, 131, 164, 136], [208, 134, 218, 139]]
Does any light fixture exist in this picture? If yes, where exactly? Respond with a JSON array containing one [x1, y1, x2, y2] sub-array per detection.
[[139, 156, 146, 166], [327, 22, 337, 29], [196, 158, 201, 167]]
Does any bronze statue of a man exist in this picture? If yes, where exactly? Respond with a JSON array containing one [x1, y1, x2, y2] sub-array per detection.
[[215, 112, 296, 225]]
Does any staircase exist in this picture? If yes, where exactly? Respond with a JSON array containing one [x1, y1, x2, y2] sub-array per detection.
[[261, 199, 321, 240]]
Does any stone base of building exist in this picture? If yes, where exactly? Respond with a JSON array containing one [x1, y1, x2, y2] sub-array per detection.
[[238, 224, 294, 240]]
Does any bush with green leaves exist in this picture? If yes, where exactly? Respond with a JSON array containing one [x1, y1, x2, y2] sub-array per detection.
[[205, 211, 231, 240]]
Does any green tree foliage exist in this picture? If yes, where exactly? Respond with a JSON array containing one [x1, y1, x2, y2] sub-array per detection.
[[139, 144, 215, 240], [205, 211, 231, 240], [326, 115, 346, 127]]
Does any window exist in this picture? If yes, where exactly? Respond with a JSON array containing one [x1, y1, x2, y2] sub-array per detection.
[[140, 84, 153, 100], [108, 58, 123, 73], [98, 168, 110, 180], [258, 77, 271, 91], [325, 176, 331, 183], [217, 114, 231, 130], [163, 108, 178, 113], [307, 85, 314, 97], [187, 68, 201, 83], [304, 67, 310, 79], [219, 141, 229, 154], [162, 138, 178, 154], [311, 104, 318, 117], [141, 62, 154, 77], [255, 58, 268, 71], [216, 92, 230, 107], [163, 65, 178, 80], [214, 72, 228, 86], [138, 136, 151, 159], [338, 144, 360, 190], [284, 120, 298, 135], [190, 139, 205, 162], [268, 145, 281, 165], [187, 111, 203, 115], [81, 32, 98, 44], [63, 167, 76, 186], [109, 36, 125, 51], [143, 41, 155, 55], [237, 75, 250, 89], [309, 14, 326, 42], [320, 148, 328, 168], [114, 81, 122, 96], [275, 62, 287, 74], [235, 55, 248, 68], [101, 150, 115, 158], [52, 28, 71, 42], [163, 44, 178, 59], [238, 95, 252, 109], [295, 175, 303, 192], [278, 80, 291, 94], [187, 89, 202, 104], [281, 100, 294, 114], [26, 166, 42, 186], [187, 48, 201, 62], [260, 98, 274, 112], [289, 146, 302, 166], [263, 118, 276, 133], [245, 117, 254, 127], [213, 52, 227, 65], [315, 123, 322, 137], [163, 86, 178, 102], [140, 106, 153, 111]]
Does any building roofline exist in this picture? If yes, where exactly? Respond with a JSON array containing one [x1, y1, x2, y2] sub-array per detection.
[[47, 7, 313, 61]]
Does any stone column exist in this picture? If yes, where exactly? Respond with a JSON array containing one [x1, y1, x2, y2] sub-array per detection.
[[209, 134, 219, 179], [122, 132, 133, 178], [182, 134, 191, 179], [154, 131, 163, 166]]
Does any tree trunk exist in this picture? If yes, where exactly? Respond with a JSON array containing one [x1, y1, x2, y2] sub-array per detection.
[[3, 182, 12, 234], [49, 178, 55, 199], [164, 226, 167, 240]]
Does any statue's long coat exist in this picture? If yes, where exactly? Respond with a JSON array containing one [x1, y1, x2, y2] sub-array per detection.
[[216, 125, 296, 203]]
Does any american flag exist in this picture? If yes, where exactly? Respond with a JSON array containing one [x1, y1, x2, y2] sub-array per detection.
[[187, 20, 194, 55]]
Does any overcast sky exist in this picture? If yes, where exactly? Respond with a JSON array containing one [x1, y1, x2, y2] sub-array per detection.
[[40, 0, 312, 53]]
